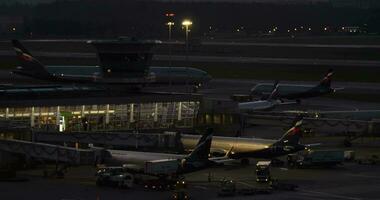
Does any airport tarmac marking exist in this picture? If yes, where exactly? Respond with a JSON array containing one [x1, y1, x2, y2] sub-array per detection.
[[236, 181, 256, 188], [298, 192, 349, 200], [192, 185, 208, 190], [345, 173, 380, 180], [299, 189, 363, 200]]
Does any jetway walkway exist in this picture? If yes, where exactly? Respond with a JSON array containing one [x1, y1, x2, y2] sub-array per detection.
[[32, 131, 182, 151], [0, 139, 95, 165]]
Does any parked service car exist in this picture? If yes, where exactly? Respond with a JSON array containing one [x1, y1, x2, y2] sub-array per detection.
[[96, 166, 134, 188]]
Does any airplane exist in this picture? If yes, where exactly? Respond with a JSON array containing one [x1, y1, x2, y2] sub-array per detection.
[[250, 69, 343, 101], [181, 120, 310, 163], [238, 81, 296, 111], [100, 128, 224, 176], [11, 40, 211, 89]]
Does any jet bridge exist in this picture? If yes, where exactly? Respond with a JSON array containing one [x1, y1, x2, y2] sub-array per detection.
[[32, 131, 183, 151], [0, 139, 96, 165]]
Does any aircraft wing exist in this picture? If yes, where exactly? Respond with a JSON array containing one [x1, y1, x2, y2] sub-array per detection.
[[209, 156, 235, 164], [209, 146, 235, 164], [278, 101, 298, 106], [333, 87, 345, 92], [305, 143, 322, 148]]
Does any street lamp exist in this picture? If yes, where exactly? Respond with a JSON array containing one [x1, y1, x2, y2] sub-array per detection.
[[166, 22, 175, 40], [182, 19, 192, 55], [182, 19, 192, 93], [166, 21, 175, 86]]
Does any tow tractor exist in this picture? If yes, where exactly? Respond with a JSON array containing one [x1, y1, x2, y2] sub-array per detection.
[[256, 161, 271, 182], [218, 178, 236, 197]]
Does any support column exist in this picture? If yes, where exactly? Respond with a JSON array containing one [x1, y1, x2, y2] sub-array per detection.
[[154, 103, 158, 122], [56, 106, 60, 126], [5, 108, 9, 119], [130, 104, 134, 122], [81, 105, 85, 117], [30, 107, 35, 128], [105, 104, 110, 124], [177, 102, 182, 121]]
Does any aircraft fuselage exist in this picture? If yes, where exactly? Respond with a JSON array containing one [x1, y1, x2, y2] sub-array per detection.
[[251, 83, 332, 100], [181, 134, 304, 159]]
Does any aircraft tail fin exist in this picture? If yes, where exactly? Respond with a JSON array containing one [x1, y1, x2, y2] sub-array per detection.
[[318, 69, 334, 88], [267, 81, 279, 100], [185, 128, 213, 162], [11, 40, 50, 78], [277, 119, 303, 145]]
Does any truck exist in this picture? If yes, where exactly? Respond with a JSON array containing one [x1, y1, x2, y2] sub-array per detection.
[[288, 150, 344, 168], [144, 159, 179, 176], [256, 161, 271, 182], [172, 178, 189, 200], [96, 166, 134, 188]]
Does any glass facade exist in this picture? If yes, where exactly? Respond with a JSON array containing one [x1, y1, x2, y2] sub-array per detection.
[[0, 101, 200, 132]]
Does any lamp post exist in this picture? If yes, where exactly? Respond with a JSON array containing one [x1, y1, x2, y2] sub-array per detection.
[[182, 19, 192, 93], [182, 19, 192, 57], [166, 21, 174, 86], [167, 22, 174, 41]]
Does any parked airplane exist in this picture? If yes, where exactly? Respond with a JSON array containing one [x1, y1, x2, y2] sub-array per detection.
[[181, 120, 309, 162], [238, 82, 296, 111], [250, 69, 343, 101], [11, 40, 211, 88], [101, 128, 223, 175]]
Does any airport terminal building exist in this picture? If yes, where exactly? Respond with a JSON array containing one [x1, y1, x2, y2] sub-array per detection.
[[0, 90, 202, 135]]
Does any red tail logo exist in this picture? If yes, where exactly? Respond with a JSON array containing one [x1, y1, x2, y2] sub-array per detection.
[[20, 53, 33, 62]]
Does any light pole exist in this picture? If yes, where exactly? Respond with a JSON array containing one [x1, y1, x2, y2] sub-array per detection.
[[182, 19, 192, 58], [182, 19, 192, 93], [166, 21, 174, 86], [167, 22, 174, 41], [166, 22, 174, 65]]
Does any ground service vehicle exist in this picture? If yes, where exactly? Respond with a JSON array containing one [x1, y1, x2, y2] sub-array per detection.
[[144, 159, 179, 175], [288, 150, 344, 168], [172, 179, 189, 200], [218, 179, 236, 197], [256, 161, 271, 182], [96, 167, 134, 188], [356, 155, 379, 165]]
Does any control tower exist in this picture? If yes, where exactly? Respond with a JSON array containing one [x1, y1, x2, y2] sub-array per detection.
[[88, 37, 161, 79]]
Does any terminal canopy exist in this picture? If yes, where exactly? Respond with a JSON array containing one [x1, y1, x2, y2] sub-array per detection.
[[88, 37, 161, 78]]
